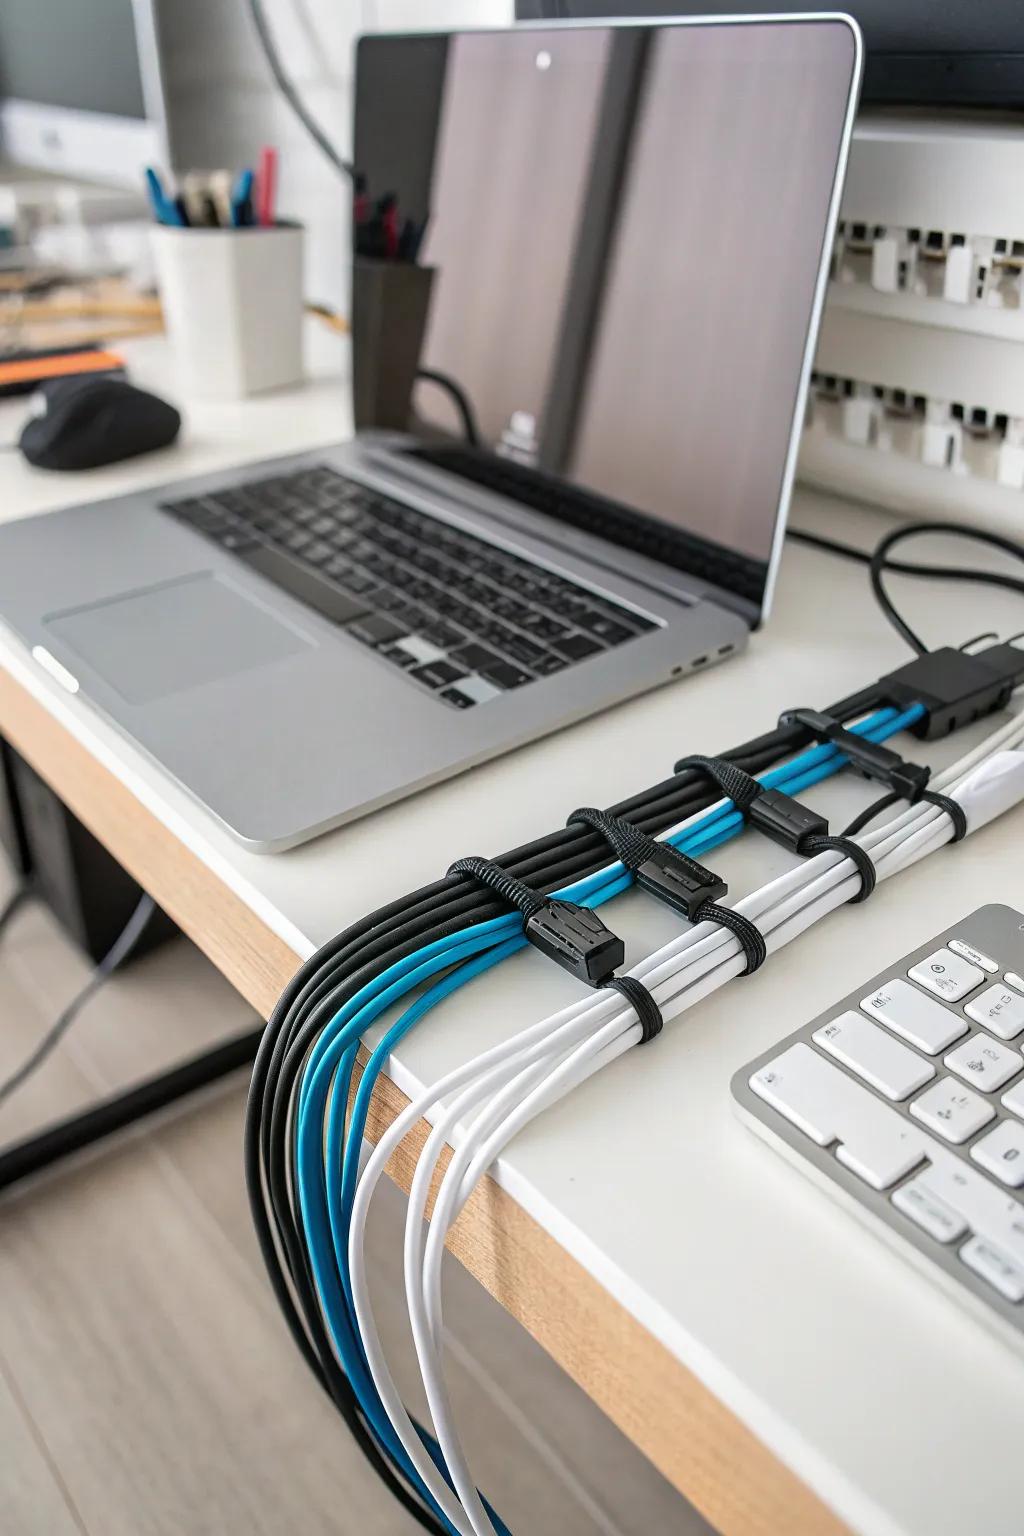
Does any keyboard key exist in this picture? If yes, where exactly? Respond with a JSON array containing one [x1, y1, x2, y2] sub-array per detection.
[[239, 544, 371, 625], [303, 540, 333, 565], [1001, 1080, 1024, 1119], [960, 1235, 1024, 1301], [813, 1012, 935, 1101], [892, 1176, 968, 1244], [519, 613, 569, 640], [748, 1043, 925, 1188], [379, 645, 416, 669], [860, 978, 966, 1054], [348, 613, 409, 647], [418, 622, 464, 650], [553, 632, 603, 662], [916, 1152, 1024, 1266], [532, 652, 568, 677], [1006, 972, 1024, 995], [948, 938, 999, 973], [970, 1120, 1024, 1187], [409, 660, 468, 690], [575, 610, 635, 644], [450, 643, 504, 672], [480, 662, 531, 690], [944, 1033, 1022, 1092], [399, 635, 447, 666], [336, 569, 377, 594], [909, 948, 985, 1003], [440, 687, 475, 709], [965, 984, 1024, 1040], [452, 674, 501, 704], [910, 1079, 994, 1143]]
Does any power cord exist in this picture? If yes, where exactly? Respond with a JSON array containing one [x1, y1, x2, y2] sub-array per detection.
[[246, 0, 355, 182], [0, 892, 156, 1109], [414, 369, 481, 448], [870, 522, 1024, 656], [788, 521, 1024, 655]]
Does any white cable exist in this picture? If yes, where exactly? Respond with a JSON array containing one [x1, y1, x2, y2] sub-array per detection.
[[409, 724, 1024, 1532], [348, 711, 1024, 1534]]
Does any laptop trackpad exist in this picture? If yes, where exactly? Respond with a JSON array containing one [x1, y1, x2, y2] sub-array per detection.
[[44, 572, 314, 705]]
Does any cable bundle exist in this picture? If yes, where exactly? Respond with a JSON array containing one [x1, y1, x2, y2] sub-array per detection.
[[243, 681, 970, 1532], [348, 710, 1024, 1534]]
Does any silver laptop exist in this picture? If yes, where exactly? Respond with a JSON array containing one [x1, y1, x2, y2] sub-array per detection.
[[0, 16, 861, 852]]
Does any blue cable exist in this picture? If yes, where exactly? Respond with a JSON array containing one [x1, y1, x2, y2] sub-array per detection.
[[298, 703, 925, 1530]]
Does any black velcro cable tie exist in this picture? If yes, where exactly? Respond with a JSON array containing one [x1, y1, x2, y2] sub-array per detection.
[[602, 975, 663, 1044], [922, 789, 968, 843], [671, 754, 762, 812], [800, 834, 877, 903], [567, 807, 766, 976], [447, 855, 546, 919]]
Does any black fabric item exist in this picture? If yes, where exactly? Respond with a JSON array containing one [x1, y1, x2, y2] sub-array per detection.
[[567, 804, 656, 871], [923, 789, 968, 842], [801, 833, 877, 903], [447, 855, 546, 918], [691, 897, 767, 974], [672, 753, 761, 810], [602, 974, 663, 1044]]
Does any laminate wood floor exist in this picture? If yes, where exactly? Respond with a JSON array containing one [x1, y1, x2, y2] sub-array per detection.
[[0, 871, 712, 1535]]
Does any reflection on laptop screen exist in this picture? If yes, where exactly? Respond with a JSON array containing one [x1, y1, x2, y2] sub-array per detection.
[[353, 20, 856, 607]]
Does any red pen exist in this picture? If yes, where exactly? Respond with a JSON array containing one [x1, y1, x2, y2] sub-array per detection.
[[257, 145, 278, 228]]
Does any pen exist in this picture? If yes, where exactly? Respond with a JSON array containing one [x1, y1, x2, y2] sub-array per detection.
[[230, 168, 255, 228], [144, 166, 186, 227], [257, 146, 278, 228]]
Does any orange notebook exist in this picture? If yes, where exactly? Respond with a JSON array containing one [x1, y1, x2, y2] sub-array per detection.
[[0, 347, 125, 396]]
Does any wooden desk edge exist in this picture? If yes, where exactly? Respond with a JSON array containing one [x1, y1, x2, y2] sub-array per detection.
[[0, 661, 849, 1536]]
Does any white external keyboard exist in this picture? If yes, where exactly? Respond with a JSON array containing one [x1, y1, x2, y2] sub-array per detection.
[[733, 904, 1024, 1343]]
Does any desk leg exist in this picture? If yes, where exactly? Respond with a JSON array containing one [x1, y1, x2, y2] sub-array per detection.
[[0, 1024, 263, 1192]]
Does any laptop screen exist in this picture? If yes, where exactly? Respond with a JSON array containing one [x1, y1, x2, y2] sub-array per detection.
[[353, 19, 858, 617]]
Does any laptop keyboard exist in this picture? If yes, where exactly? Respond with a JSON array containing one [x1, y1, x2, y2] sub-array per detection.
[[162, 464, 659, 708]]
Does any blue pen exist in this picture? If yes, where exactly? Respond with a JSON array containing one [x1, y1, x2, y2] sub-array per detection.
[[230, 168, 255, 228], [144, 166, 186, 227]]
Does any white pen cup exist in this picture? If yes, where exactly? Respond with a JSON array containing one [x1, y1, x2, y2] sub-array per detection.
[[151, 222, 304, 400]]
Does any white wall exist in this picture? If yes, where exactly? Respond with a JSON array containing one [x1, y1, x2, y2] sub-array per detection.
[[158, 0, 513, 308]]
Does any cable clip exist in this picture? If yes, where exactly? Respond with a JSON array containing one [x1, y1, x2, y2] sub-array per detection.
[[672, 757, 876, 903], [448, 855, 666, 1041], [447, 856, 623, 985], [779, 707, 931, 801], [567, 807, 767, 974], [674, 754, 828, 853]]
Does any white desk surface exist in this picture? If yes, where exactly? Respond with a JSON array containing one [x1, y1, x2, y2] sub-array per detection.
[[2, 334, 1023, 1536]]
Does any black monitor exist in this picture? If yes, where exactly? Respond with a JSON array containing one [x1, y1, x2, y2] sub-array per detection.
[[515, 1, 1024, 109]]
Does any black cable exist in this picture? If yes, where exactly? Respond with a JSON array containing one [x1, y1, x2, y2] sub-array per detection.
[[246, 0, 355, 182], [415, 368, 482, 447], [0, 893, 155, 1109], [0, 885, 30, 939], [787, 527, 1024, 597], [788, 522, 1024, 656], [870, 523, 1024, 656], [841, 790, 900, 838]]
